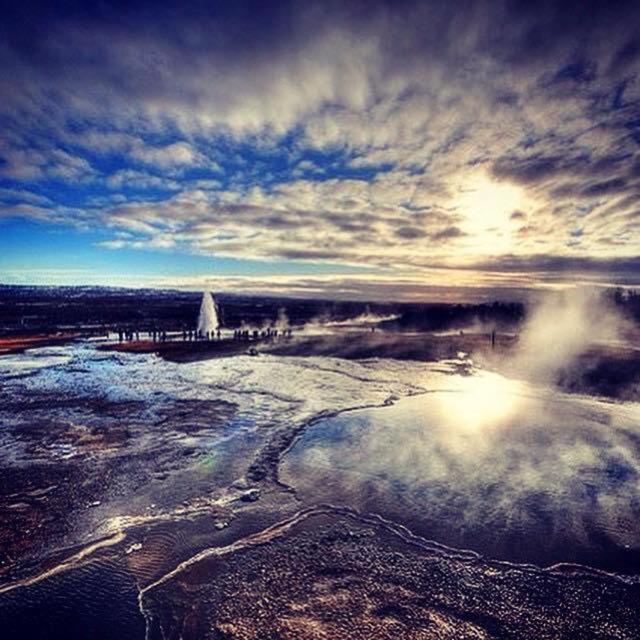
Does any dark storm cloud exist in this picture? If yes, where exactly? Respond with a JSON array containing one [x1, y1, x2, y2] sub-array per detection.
[[431, 226, 465, 242], [1, 0, 639, 287], [395, 225, 428, 240]]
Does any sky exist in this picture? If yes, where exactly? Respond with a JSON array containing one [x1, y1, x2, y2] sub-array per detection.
[[1, 0, 639, 301]]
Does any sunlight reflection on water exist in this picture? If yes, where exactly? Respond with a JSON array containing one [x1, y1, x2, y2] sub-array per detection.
[[433, 370, 526, 430]]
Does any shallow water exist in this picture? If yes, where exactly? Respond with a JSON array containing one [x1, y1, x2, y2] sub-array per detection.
[[0, 558, 145, 640]]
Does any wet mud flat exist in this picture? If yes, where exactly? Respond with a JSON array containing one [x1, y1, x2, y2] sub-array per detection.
[[0, 386, 243, 580]]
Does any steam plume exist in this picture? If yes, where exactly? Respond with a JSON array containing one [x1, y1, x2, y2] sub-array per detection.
[[513, 287, 626, 381]]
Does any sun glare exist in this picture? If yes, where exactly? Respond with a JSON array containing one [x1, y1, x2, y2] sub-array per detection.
[[437, 371, 524, 430], [455, 174, 526, 252]]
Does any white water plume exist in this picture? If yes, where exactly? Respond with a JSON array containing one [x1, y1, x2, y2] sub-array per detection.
[[197, 291, 219, 334]]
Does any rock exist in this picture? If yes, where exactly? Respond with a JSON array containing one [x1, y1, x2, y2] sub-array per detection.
[[240, 488, 261, 502], [125, 542, 143, 555]]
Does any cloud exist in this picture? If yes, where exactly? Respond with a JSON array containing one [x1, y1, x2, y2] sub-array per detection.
[[0, 141, 95, 181], [432, 226, 465, 242], [394, 225, 427, 240], [105, 170, 181, 191], [0, 0, 639, 289], [128, 141, 209, 170]]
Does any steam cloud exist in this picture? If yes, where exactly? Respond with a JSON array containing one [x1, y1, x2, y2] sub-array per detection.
[[512, 287, 628, 382], [274, 307, 290, 331], [302, 308, 399, 333]]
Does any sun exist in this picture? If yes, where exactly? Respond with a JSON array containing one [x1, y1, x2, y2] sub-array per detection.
[[454, 173, 526, 252]]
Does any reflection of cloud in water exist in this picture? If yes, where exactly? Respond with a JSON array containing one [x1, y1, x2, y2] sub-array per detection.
[[282, 369, 640, 569]]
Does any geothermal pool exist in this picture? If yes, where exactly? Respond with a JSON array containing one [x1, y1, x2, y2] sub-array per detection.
[[282, 368, 640, 570], [1, 343, 639, 638]]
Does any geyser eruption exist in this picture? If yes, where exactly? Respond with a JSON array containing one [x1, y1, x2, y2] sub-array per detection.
[[197, 291, 219, 334]]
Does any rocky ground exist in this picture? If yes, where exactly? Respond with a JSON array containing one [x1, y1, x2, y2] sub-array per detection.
[[143, 511, 640, 640]]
